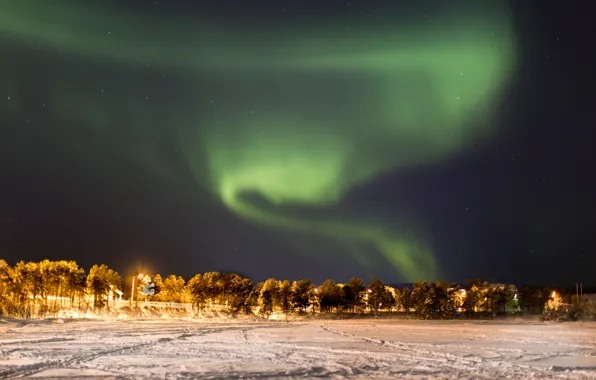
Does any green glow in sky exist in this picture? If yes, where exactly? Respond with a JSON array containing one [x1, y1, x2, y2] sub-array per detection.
[[0, 1, 517, 281]]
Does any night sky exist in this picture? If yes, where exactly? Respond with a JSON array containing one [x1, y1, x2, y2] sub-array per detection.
[[1, 0, 594, 286]]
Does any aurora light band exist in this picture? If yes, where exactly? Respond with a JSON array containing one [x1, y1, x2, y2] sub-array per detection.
[[0, 1, 517, 281]]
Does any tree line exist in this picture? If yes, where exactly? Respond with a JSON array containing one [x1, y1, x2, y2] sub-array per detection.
[[0, 259, 121, 318], [1, 259, 593, 320]]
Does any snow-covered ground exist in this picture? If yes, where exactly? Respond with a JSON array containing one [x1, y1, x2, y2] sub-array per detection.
[[1, 317, 596, 379]]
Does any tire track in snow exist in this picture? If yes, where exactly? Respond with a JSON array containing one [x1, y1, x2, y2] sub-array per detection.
[[171, 324, 373, 378], [0, 337, 76, 346], [237, 325, 407, 378], [0, 325, 255, 379], [319, 325, 569, 379], [175, 366, 376, 379], [320, 325, 476, 364], [0, 338, 171, 379]]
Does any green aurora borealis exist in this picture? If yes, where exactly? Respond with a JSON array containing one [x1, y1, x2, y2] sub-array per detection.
[[0, 1, 517, 281]]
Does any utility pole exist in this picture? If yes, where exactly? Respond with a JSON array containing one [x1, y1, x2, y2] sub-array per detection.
[[130, 261, 144, 308], [130, 273, 144, 307], [130, 276, 136, 307]]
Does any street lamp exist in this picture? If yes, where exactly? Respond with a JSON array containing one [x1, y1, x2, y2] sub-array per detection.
[[130, 273, 144, 307]]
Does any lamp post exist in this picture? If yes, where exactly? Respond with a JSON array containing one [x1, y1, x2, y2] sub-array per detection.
[[130, 273, 144, 307]]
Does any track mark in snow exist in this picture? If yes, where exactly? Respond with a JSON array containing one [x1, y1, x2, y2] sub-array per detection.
[[0, 337, 75, 346], [551, 365, 596, 372], [240, 328, 249, 342], [319, 325, 558, 379], [0, 326, 234, 379], [179, 363, 381, 379], [0, 341, 154, 379]]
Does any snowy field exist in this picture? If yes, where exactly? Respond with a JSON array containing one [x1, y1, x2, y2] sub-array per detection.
[[1, 318, 596, 379]]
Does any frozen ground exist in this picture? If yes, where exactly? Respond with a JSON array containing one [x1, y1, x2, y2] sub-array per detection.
[[1, 317, 596, 379]]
